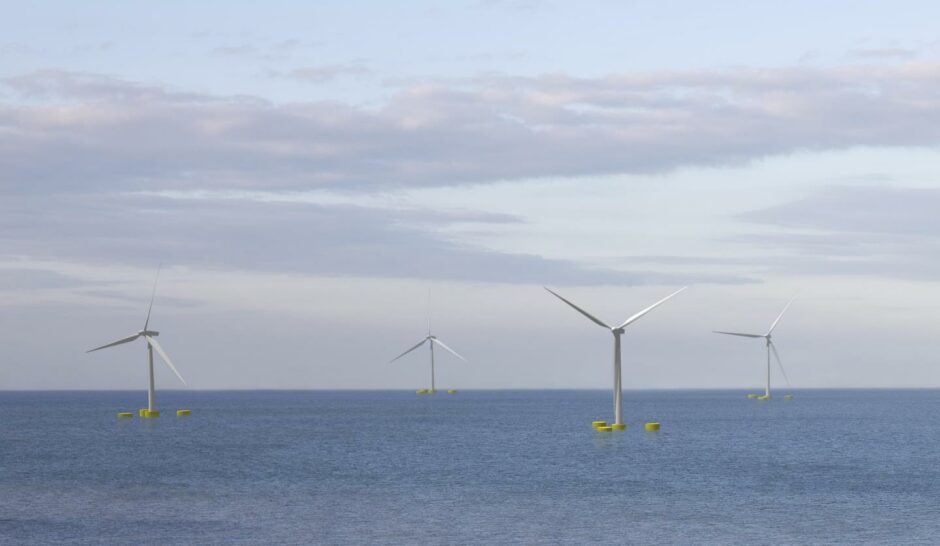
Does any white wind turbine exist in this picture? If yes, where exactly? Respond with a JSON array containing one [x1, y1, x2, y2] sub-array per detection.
[[390, 317, 465, 394], [714, 300, 793, 400], [545, 286, 687, 427], [86, 270, 186, 415]]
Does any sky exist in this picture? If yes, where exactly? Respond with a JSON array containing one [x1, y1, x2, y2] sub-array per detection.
[[3, 0, 940, 390]]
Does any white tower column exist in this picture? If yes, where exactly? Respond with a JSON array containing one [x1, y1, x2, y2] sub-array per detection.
[[147, 342, 156, 411], [613, 330, 623, 425], [429, 339, 436, 392], [765, 339, 771, 398]]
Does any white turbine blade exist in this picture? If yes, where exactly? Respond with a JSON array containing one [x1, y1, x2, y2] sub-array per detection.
[[144, 335, 187, 386], [766, 300, 793, 336], [431, 338, 466, 361], [769, 341, 792, 390], [390, 338, 428, 363], [544, 287, 610, 329], [144, 265, 161, 331], [713, 331, 764, 338], [617, 286, 687, 330], [86, 333, 141, 353]]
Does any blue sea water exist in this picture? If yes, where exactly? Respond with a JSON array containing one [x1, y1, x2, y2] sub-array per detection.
[[1, 390, 939, 545]]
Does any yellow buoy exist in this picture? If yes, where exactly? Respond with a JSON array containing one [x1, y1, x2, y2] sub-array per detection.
[[176, 409, 192, 416], [644, 422, 661, 431], [428, 389, 438, 394], [611, 423, 626, 431], [592, 420, 607, 428], [447, 389, 458, 394], [117, 412, 133, 418], [596, 425, 613, 432]]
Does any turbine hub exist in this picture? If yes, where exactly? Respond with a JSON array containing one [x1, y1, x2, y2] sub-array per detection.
[[611, 328, 625, 335]]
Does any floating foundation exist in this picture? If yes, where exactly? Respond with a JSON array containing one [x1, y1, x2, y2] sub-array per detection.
[[416, 389, 429, 394], [784, 394, 794, 400], [757, 395, 770, 401], [611, 423, 626, 431], [140, 409, 160, 418], [447, 389, 458, 394], [644, 422, 661, 431], [746, 393, 758, 399], [117, 412, 134, 418], [592, 420, 607, 429], [176, 409, 192, 416], [596, 425, 613, 432]]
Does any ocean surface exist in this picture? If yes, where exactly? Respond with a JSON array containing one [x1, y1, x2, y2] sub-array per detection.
[[1, 389, 939, 545]]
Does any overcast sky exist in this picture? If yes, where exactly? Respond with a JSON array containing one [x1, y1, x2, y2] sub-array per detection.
[[3, 0, 940, 390]]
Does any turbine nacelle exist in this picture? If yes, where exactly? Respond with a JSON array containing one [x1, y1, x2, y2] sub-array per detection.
[[140, 330, 160, 337]]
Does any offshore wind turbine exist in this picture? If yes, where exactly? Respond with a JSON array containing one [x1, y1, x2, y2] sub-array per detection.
[[714, 300, 793, 400], [390, 317, 466, 394], [545, 286, 687, 428], [86, 269, 186, 416]]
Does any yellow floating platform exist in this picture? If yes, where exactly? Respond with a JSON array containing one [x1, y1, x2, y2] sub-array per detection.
[[117, 412, 133, 418], [611, 423, 626, 431], [645, 422, 661, 431], [176, 409, 192, 416], [596, 426, 613, 432], [416, 389, 429, 394], [757, 395, 770, 401], [592, 420, 607, 428], [784, 394, 794, 400], [746, 394, 758, 399], [140, 410, 160, 418], [447, 389, 458, 394]]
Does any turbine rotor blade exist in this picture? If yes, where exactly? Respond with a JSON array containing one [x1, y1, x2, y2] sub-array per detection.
[[431, 338, 466, 361], [617, 286, 687, 330], [544, 287, 611, 329], [86, 333, 141, 353], [769, 341, 792, 390], [144, 265, 162, 331], [766, 300, 793, 336], [712, 331, 764, 338], [145, 335, 186, 386], [390, 338, 429, 363]]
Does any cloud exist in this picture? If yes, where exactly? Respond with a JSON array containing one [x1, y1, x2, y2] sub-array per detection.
[[5, 63, 940, 195], [274, 63, 371, 83], [848, 47, 917, 61], [735, 186, 940, 280], [0, 191, 703, 285]]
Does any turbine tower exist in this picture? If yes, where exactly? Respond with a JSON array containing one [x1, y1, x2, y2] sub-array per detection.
[[545, 286, 687, 427], [86, 269, 186, 416], [714, 300, 793, 400], [390, 317, 465, 394]]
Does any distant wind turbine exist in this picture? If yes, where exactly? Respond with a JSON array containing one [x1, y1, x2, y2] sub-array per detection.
[[390, 316, 465, 394], [714, 300, 793, 399], [545, 286, 687, 428], [86, 268, 186, 415]]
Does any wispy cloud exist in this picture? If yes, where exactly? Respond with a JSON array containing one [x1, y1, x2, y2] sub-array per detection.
[[273, 63, 371, 83], [735, 186, 940, 280], [848, 47, 917, 61], [6, 62, 940, 196]]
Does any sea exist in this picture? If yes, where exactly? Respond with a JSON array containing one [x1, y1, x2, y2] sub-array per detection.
[[1, 389, 939, 545]]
